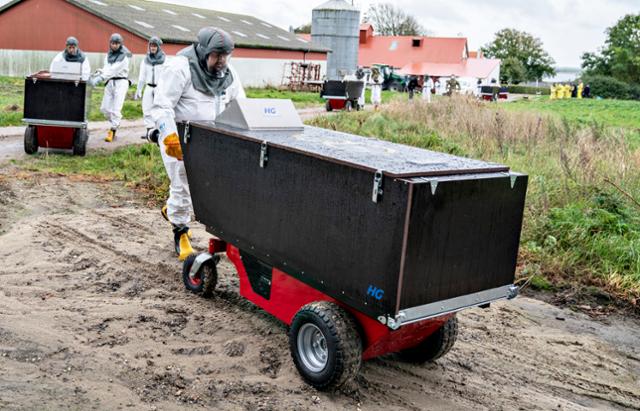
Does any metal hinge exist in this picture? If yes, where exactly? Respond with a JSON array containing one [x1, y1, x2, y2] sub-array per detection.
[[372, 170, 384, 203], [183, 122, 190, 144], [259, 141, 268, 168]]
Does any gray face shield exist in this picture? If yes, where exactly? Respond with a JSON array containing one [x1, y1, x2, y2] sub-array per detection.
[[195, 27, 234, 77]]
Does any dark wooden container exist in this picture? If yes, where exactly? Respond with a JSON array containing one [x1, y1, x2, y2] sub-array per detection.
[[180, 123, 528, 321], [23, 75, 89, 124]]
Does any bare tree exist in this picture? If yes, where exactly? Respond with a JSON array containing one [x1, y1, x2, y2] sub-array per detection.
[[363, 3, 425, 36]]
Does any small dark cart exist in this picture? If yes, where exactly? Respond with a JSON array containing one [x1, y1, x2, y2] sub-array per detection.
[[178, 99, 528, 390], [22, 71, 90, 156], [320, 79, 365, 112]]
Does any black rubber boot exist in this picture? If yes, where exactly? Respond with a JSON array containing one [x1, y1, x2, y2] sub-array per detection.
[[173, 225, 194, 261]]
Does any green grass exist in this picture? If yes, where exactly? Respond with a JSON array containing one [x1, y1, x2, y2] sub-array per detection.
[[505, 97, 640, 130], [245, 87, 323, 108], [0, 76, 23, 127]]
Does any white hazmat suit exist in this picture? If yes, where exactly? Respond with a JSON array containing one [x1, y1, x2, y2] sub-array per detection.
[[99, 55, 130, 131], [137, 60, 166, 129]]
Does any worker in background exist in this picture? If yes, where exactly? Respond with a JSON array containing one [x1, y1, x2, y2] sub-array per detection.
[[89, 33, 132, 142], [355, 67, 367, 110], [571, 83, 578, 98], [564, 83, 572, 99], [50, 37, 91, 80], [150, 27, 245, 261], [577, 81, 584, 99], [407, 75, 419, 100], [549, 83, 556, 100], [583, 84, 591, 98], [445, 75, 460, 96], [422, 74, 434, 103], [135, 36, 167, 141], [370, 67, 383, 111]]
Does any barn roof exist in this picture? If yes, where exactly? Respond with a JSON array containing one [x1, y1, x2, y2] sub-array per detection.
[[358, 35, 469, 68], [0, 0, 328, 53]]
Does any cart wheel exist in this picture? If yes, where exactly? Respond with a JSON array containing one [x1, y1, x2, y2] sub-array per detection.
[[325, 100, 333, 112], [345, 101, 353, 112], [399, 316, 458, 364], [289, 301, 362, 390], [24, 126, 38, 155], [182, 254, 218, 297], [73, 128, 89, 156]]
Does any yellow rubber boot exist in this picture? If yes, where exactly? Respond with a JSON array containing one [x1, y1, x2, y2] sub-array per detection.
[[173, 226, 194, 261], [105, 129, 115, 142]]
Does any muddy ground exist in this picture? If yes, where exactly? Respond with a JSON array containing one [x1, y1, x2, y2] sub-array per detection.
[[0, 170, 639, 411]]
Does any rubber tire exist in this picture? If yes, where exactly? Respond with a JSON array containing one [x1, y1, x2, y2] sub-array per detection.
[[345, 100, 353, 112], [399, 316, 458, 364], [24, 125, 38, 155], [72, 128, 88, 156], [289, 301, 362, 390], [182, 254, 218, 298], [325, 100, 333, 112]]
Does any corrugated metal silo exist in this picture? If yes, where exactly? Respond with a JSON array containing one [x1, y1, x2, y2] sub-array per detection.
[[311, 0, 360, 80]]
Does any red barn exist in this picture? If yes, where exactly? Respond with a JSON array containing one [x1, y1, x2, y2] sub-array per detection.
[[0, 0, 329, 87]]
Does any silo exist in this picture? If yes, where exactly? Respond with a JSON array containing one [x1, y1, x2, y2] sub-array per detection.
[[311, 0, 360, 80]]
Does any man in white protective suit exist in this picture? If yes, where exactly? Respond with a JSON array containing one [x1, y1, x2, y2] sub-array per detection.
[[149, 27, 245, 261], [49, 37, 91, 79], [135, 36, 166, 140], [89, 33, 131, 142]]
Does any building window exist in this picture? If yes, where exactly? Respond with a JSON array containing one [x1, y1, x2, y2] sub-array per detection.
[[412, 38, 422, 47]]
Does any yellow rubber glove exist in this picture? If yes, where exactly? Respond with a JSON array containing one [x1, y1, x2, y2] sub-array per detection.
[[164, 132, 183, 161]]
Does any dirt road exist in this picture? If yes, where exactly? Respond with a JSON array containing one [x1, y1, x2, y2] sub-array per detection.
[[0, 170, 638, 411]]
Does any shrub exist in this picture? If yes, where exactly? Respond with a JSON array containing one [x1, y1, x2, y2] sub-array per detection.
[[580, 74, 634, 100]]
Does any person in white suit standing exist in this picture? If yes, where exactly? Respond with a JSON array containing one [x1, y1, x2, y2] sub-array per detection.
[[89, 33, 131, 142], [135, 36, 167, 140]]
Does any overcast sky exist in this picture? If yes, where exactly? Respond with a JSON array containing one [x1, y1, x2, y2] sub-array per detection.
[[0, 0, 636, 67], [149, 0, 637, 68]]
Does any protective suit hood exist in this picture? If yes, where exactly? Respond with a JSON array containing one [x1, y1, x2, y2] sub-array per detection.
[[177, 27, 235, 96], [63, 36, 86, 63], [145, 36, 166, 66], [107, 33, 132, 64]]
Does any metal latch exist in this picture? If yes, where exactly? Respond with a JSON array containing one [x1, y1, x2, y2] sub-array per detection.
[[259, 141, 268, 168], [183, 122, 190, 144], [372, 170, 383, 203]]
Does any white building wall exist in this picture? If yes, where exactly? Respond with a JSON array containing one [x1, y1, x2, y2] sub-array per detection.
[[0, 49, 327, 88]]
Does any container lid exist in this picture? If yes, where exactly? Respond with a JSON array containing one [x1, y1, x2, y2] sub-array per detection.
[[194, 122, 509, 178]]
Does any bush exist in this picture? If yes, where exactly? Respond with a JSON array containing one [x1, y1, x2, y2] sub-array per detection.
[[507, 85, 550, 95], [580, 74, 636, 100]]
